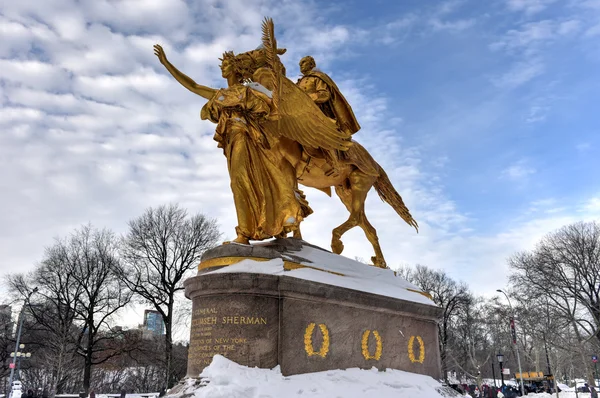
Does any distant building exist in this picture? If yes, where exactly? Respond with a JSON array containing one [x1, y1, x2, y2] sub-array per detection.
[[143, 310, 165, 335], [0, 305, 12, 336]]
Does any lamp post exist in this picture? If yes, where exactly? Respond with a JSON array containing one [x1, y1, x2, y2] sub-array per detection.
[[11, 344, 32, 380], [498, 353, 505, 387], [593, 355, 598, 387], [497, 289, 525, 396], [491, 359, 497, 388], [8, 287, 38, 397]]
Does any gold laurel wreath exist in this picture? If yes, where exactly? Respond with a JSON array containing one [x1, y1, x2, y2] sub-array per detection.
[[408, 335, 425, 364], [304, 323, 330, 358], [361, 330, 383, 361]]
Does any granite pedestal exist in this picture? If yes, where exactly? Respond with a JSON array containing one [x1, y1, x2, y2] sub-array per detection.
[[184, 239, 442, 379]]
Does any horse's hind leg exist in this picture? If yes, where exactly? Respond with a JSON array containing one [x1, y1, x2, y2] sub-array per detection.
[[333, 172, 386, 268], [331, 171, 374, 254], [360, 215, 387, 268]]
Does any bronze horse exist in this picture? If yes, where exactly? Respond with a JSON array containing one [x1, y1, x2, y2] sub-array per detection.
[[234, 48, 418, 268]]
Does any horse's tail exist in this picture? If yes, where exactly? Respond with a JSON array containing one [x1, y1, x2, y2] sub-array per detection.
[[374, 166, 419, 232]]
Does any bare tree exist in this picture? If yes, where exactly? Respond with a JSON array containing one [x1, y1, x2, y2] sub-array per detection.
[[66, 226, 134, 394], [398, 264, 472, 382], [509, 221, 600, 387], [9, 225, 133, 395], [8, 255, 83, 396], [0, 301, 14, 395], [120, 204, 220, 387]]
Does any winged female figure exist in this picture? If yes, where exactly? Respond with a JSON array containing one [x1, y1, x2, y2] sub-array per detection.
[[154, 44, 317, 245]]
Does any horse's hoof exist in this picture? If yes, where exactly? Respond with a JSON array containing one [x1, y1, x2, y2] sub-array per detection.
[[232, 235, 250, 245], [371, 256, 387, 269], [332, 239, 344, 254]]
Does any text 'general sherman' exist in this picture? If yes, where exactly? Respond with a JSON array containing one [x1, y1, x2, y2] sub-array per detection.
[[193, 316, 268, 325]]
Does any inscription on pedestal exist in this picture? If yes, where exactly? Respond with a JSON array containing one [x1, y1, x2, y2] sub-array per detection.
[[186, 295, 278, 377]]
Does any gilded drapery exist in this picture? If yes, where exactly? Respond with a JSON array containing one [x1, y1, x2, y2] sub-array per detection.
[[201, 84, 312, 240]]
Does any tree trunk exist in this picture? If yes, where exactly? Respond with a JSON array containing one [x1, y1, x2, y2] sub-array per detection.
[[571, 317, 595, 389], [441, 320, 449, 383], [83, 319, 94, 395], [52, 341, 67, 397], [164, 299, 174, 388], [83, 352, 92, 395]]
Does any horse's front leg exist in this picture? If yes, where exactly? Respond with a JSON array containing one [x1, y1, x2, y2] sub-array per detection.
[[331, 184, 359, 254], [331, 217, 359, 254]]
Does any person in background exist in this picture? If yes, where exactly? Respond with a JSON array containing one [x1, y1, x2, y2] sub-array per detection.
[[589, 384, 598, 398]]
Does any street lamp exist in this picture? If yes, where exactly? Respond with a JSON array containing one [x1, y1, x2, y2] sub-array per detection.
[[11, 344, 32, 380], [497, 352, 505, 387], [8, 287, 38, 397], [491, 358, 497, 388], [497, 289, 525, 396]]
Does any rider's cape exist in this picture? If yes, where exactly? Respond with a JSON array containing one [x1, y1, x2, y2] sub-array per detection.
[[304, 70, 361, 135]]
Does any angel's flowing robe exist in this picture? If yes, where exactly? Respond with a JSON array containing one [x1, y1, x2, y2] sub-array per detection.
[[201, 84, 312, 240]]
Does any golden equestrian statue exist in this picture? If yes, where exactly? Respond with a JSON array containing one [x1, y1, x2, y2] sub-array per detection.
[[153, 18, 418, 268]]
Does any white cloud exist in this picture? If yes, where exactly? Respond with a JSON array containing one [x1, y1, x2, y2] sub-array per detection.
[[506, 0, 557, 15], [558, 19, 581, 35], [429, 18, 475, 32], [427, 0, 475, 33], [0, 59, 71, 91], [491, 20, 579, 53], [585, 23, 600, 36], [577, 0, 600, 9], [576, 142, 592, 151], [501, 159, 537, 180], [490, 16, 583, 91], [525, 104, 549, 122], [493, 58, 544, 88], [583, 197, 600, 212]]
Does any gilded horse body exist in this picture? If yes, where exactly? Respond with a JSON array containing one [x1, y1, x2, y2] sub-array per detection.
[[240, 56, 418, 268]]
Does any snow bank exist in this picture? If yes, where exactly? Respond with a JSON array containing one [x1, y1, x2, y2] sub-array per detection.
[[169, 355, 459, 398], [527, 393, 593, 398]]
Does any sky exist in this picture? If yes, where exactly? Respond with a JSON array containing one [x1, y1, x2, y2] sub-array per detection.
[[1, 0, 600, 303]]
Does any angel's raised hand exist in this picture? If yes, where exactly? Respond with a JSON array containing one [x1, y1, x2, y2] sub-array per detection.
[[153, 44, 168, 64]]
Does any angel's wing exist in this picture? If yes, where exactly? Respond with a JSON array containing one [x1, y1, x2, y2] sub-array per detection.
[[264, 77, 352, 151], [259, 17, 351, 152]]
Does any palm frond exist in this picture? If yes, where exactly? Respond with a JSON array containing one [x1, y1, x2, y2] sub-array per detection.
[[261, 17, 280, 112]]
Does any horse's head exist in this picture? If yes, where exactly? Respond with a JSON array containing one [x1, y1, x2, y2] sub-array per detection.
[[234, 48, 287, 80]]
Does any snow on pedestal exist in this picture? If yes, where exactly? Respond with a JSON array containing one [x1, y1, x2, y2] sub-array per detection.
[[204, 241, 435, 306]]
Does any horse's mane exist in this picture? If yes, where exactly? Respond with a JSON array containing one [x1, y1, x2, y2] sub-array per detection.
[[234, 48, 287, 80]]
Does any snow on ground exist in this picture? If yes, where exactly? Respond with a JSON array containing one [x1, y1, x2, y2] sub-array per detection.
[[528, 393, 597, 398], [169, 355, 460, 398], [206, 244, 436, 306], [95, 395, 159, 398]]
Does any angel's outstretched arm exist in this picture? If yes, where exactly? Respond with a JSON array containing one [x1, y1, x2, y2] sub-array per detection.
[[154, 44, 216, 100]]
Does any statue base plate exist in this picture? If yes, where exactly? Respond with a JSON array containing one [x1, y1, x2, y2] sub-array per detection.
[[184, 239, 442, 378]]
